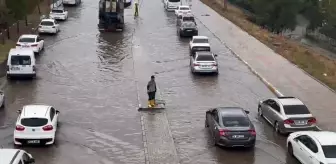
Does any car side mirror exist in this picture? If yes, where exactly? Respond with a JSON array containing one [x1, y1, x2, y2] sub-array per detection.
[[214, 54, 218, 57], [244, 110, 250, 114], [293, 138, 298, 142], [27, 158, 35, 163], [56, 110, 60, 114], [17, 110, 21, 114]]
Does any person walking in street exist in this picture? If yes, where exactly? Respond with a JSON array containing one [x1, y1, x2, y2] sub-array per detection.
[[147, 75, 156, 108]]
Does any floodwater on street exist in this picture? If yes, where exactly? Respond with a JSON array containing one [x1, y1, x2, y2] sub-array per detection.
[[0, 0, 301, 163]]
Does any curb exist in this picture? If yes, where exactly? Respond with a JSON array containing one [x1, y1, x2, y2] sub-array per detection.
[[194, 9, 325, 131]]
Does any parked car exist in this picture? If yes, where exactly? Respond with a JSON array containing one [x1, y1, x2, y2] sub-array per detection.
[[0, 148, 35, 164], [258, 96, 317, 134], [49, 7, 68, 20], [189, 36, 211, 55], [190, 51, 218, 74], [16, 34, 44, 54], [287, 131, 336, 164], [177, 21, 198, 37], [205, 107, 256, 148], [38, 19, 60, 34], [6, 48, 36, 79], [175, 5, 191, 16], [13, 104, 60, 146]]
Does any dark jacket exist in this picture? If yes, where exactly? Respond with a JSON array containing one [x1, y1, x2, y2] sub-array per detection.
[[147, 80, 156, 93]]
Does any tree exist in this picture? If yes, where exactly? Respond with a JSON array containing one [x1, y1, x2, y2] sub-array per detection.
[[250, 0, 300, 33], [5, 0, 27, 20], [300, 0, 324, 30], [0, 4, 12, 28]]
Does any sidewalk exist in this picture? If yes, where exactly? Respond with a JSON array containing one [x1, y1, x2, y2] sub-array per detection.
[[192, 0, 336, 131]]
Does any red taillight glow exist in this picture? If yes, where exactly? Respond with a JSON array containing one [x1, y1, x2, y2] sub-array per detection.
[[219, 129, 228, 136], [31, 44, 38, 47], [212, 63, 217, 66], [193, 63, 200, 66], [284, 119, 294, 124], [15, 125, 25, 131], [42, 125, 53, 131], [249, 129, 256, 136], [16, 44, 20, 46], [308, 118, 317, 124]]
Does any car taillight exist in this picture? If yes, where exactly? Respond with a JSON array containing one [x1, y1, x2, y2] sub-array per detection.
[[31, 44, 38, 47], [15, 125, 25, 131], [308, 118, 317, 124], [248, 129, 256, 136], [42, 125, 53, 131], [212, 63, 217, 66], [284, 119, 294, 124], [219, 129, 228, 136], [33, 66, 36, 71], [16, 43, 20, 46], [193, 63, 200, 66]]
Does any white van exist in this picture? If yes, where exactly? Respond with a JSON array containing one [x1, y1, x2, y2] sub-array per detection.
[[7, 48, 36, 78], [164, 0, 181, 11]]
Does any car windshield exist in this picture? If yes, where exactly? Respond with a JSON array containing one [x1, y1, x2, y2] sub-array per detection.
[[283, 105, 310, 115], [10, 56, 31, 65], [21, 118, 48, 127], [193, 38, 208, 43], [18, 37, 35, 43], [41, 21, 54, 26], [180, 7, 189, 10], [322, 145, 336, 158], [196, 55, 214, 61], [52, 10, 63, 13], [222, 116, 250, 127], [183, 17, 195, 22]]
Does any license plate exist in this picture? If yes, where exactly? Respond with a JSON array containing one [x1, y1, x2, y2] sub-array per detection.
[[11, 67, 20, 70], [201, 65, 211, 68], [27, 140, 40, 144], [22, 45, 29, 47], [232, 135, 245, 139], [295, 120, 307, 125]]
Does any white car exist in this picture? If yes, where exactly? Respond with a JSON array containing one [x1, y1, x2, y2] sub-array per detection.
[[287, 131, 336, 164], [0, 149, 35, 164], [49, 8, 68, 20], [63, 0, 81, 5], [175, 6, 191, 16], [190, 51, 218, 74], [16, 34, 44, 54], [189, 36, 211, 54], [13, 104, 60, 146], [38, 19, 60, 34]]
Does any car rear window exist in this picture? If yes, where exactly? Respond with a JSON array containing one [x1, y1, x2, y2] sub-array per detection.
[[52, 10, 63, 13], [10, 56, 31, 65], [193, 38, 208, 43], [196, 55, 214, 61], [182, 17, 195, 22], [283, 105, 310, 115], [18, 38, 35, 43], [222, 117, 250, 127], [322, 145, 336, 158], [41, 21, 54, 26], [21, 118, 48, 127]]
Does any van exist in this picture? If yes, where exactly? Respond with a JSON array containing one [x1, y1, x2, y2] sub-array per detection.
[[0, 148, 35, 164], [6, 48, 36, 78]]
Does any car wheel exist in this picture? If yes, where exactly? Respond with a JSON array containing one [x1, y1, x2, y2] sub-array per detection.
[[287, 142, 294, 156], [258, 106, 263, 117]]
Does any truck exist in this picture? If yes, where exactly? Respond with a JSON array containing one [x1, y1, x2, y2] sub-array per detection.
[[98, 0, 132, 32]]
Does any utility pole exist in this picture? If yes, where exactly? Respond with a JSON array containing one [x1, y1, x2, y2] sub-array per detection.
[[223, 0, 227, 10]]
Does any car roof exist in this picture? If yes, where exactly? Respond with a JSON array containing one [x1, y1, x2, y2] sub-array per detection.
[[41, 19, 55, 22], [303, 131, 336, 145], [9, 48, 34, 55], [276, 97, 304, 106], [22, 105, 51, 118], [182, 13, 194, 17], [0, 149, 20, 164], [193, 36, 208, 39], [19, 34, 37, 39], [217, 107, 246, 117]]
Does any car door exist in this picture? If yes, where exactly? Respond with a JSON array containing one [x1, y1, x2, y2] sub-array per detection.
[[36, 36, 43, 50], [206, 109, 214, 129], [296, 135, 320, 164], [49, 108, 57, 130], [211, 110, 221, 139], [54, 21, 60, 30], [268, 100, 281, 124], [260, 99, 272, 122]]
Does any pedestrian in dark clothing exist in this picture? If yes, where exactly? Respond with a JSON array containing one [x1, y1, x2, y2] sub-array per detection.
[[147, 75, 156, 107]]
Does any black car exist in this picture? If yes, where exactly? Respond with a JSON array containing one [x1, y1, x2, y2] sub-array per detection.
[[205, 107, 256, 148], [178, 21, 198, 37]]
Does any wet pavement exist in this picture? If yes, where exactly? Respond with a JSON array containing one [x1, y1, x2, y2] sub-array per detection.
[[0, 0, 303, 163]]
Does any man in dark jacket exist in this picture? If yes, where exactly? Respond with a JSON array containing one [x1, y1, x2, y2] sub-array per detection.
[[147, 75, 156, 107]]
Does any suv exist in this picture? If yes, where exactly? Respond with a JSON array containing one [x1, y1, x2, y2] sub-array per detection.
[[258, 96, 317, 134], [177, 21, 198, 37], [177, 13, 196, 27], [0, 149, 35, 164]]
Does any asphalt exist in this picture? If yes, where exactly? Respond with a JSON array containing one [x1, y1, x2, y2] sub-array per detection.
[[0, 0, 304, 163]]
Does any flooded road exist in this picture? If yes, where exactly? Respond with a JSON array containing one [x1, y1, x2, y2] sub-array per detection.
[[0, 0, 301, 163]]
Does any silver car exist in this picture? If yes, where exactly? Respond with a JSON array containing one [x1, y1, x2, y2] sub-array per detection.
[[190, 51, 218, 74], [258, 96, 317, 134]]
